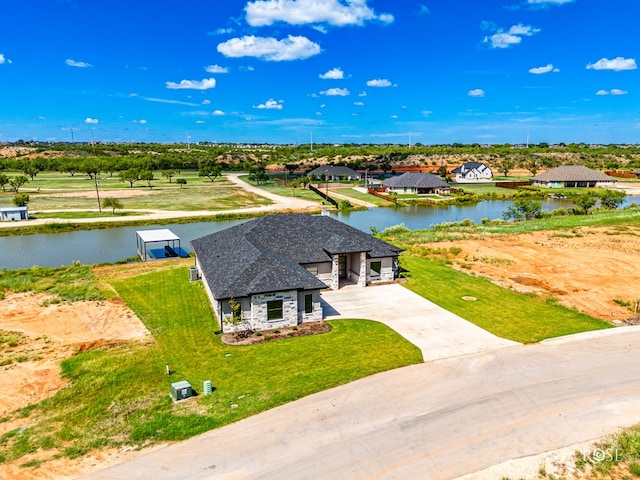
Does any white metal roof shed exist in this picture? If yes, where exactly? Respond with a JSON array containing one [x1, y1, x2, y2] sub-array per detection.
[[136, 229, 182, 261]]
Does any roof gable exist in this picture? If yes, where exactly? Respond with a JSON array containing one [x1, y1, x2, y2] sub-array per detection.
[[531, 165, 616, 182], [382, 172, 449, 188]]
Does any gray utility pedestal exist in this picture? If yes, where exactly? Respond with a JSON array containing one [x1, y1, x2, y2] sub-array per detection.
[[171, 381, 192, 401]]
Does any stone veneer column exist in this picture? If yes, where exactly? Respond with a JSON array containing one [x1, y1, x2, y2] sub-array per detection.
[[357, 252, 367, 287], [331, 254, 340, 290]]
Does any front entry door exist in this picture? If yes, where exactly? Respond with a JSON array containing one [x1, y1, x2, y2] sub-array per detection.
[[339, 255, 347, 279]]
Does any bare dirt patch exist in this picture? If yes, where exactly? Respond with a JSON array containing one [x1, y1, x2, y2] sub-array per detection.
[[437, 226, 640, 321]]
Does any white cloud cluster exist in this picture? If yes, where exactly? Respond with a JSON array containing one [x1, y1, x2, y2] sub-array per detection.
[[320, 87, 350, 96], [85, 118, 99, 124], [213, 110, 225, 116], [586, 57, 637, 71], [0, 53, 12, 65], [166, 78, 217, 90], [319, 67, 344, 79], [217, 35, 321, 61], [596, 89, 628, 96], [366, 78, 393, 87], [468, 89, 485, 97], [253, 98, 284, 109], [353, 101, 364, 106], [133, 119, 148, 124], [529, 64, 560, 74], [205, 64, 229, 73], [245, 0, 394, 27], [66, 58, 92, 68], [528, 0, 574, 4], [484, 24, 540, 49]]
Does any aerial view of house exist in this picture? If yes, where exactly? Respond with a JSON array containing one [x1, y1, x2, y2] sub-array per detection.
[[450, 161, 493, 183], [382, 172, 450, 195], [191, 213, 401, 332], [531, 165, 617, 188], [306, 165, 361, 181]]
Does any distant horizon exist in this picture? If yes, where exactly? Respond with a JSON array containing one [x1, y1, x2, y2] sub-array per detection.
[[1, 1, 638, 145]]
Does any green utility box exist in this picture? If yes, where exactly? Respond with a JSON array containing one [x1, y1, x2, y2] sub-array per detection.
[[171, 380, 192, 401]]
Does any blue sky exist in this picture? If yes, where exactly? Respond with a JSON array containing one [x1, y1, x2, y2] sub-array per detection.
[[0, 0, 638, 145]]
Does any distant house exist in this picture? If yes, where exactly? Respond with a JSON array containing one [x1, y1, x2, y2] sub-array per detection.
[[632, 169, 640, 179], [451, 162, 493, 183], [531, 165, 617, 188], [0, 206, 28, 221], [382, 172, 450, 195], [307, 165, 361, 181], [191, 214, 401, 332]]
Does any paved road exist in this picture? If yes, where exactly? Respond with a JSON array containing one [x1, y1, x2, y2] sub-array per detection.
[[85, 327, 640, 480], [322, 284, 519, 362]]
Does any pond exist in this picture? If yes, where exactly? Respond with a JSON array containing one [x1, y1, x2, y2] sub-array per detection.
[[1, 196, 637, 270]]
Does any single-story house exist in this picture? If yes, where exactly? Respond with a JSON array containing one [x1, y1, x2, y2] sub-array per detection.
[[451, 162, 493, 183], [307, 165, 361, 181], [382, 172, 450, 195], [531, 165, 617, 188], [191, 213, 401, 332], [632, 169, 640, 179], [0, 206, 28, 221]]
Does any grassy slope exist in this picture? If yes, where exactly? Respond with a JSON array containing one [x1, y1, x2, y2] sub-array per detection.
[[0, 265, 421, 463]]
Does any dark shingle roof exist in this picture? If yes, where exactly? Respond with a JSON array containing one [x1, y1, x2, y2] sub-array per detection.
[[451, 162, 491, 174], [531, 165, 616, 182], [191, 214, 401, 299], [307, 165, 359, 177], [382, 172, 449, 189]]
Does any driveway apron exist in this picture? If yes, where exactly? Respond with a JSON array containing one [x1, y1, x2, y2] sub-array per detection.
[[321, 283, 519, 362]]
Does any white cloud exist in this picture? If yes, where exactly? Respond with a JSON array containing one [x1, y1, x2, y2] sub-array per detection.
[[208, 28, 234, 36], [319, 67, 344, 79], [212, 110, 225, 116], [320, 104, 326, 108], [0, 53, 12, 65], [205, 64, 229, 73], [85, 117, 99, 124], [253, 98, 284, 109], [597, 89, 628, 96], [390, 115, 398, 119], [353, 101, 364, 106], [166, 78, 216, 90], [143, 97, 200, 106], [529, 64, 560, 74], [468, 89, 485, 98], [366, 78, 393, 87], [202, 99, 212, 105], [358, 91, 367, 97], [133, 119, 148, 124], [320, 88, 350, 96], [421, 110, 432, 116], [217, 35, 320, 61], [528, 0, 574, 4], [418, 4, 430, 15], [195, 120, 206, 124], [484, 24, 540, 49], [38, 116, 46, 120], [245, 0, 394, 27], [586, 57, 637, 71], [66, 58, 92, 68]]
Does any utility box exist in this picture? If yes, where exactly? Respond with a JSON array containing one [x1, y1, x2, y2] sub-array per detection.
[[189, 267, 199, 281], [171, 380, 192, 401], [203, 380, 212, 395]]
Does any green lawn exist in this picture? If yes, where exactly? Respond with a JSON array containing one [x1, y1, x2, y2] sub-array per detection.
[[0, 264, 421, 464], [401, 255, 612, 343], [334, 188, 395, 206]]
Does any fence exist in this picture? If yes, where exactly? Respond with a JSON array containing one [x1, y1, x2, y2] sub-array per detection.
[[309, 184, 339, 206], [495, 181, 533, 189], [367, 188, 397, 204]]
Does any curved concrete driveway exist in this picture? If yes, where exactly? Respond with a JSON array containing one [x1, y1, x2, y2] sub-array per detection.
[[321, 283, 519, 362]]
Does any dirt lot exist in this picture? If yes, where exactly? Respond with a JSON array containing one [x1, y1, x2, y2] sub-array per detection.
[[0, 293, 152, 479], [437, 226, 640, 322]]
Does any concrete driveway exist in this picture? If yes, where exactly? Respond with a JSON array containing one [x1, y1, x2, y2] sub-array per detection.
[[321, 283, 519, 362]]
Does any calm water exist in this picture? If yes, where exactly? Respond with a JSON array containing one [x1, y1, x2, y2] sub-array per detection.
[[1, 197, 637, 270]]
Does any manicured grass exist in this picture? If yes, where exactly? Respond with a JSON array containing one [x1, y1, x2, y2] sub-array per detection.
[[334, 188, 395, 206], [401, 255, 612, 343], [0, 264, 421, 463], [238, 175, 323, 203]]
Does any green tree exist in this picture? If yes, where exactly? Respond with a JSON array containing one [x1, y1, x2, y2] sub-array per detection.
[[199, 164, 222, 182], [502, 198, 543, 221], [176, 178, 187, 189], [102, 197, 123, 214], [22, 164, 39, 181], [13, 193, 30, 207], [498, 158, 516, 177], [119, 168, 141, 187], [289, 178, 301, 196], [598, 189, 626, 209], [9, 175, 28, 193], [0, 173, 8, 192], [140, 170, 155, 188], [162, 169, 179, 183], [571, 193, 597, 215]]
